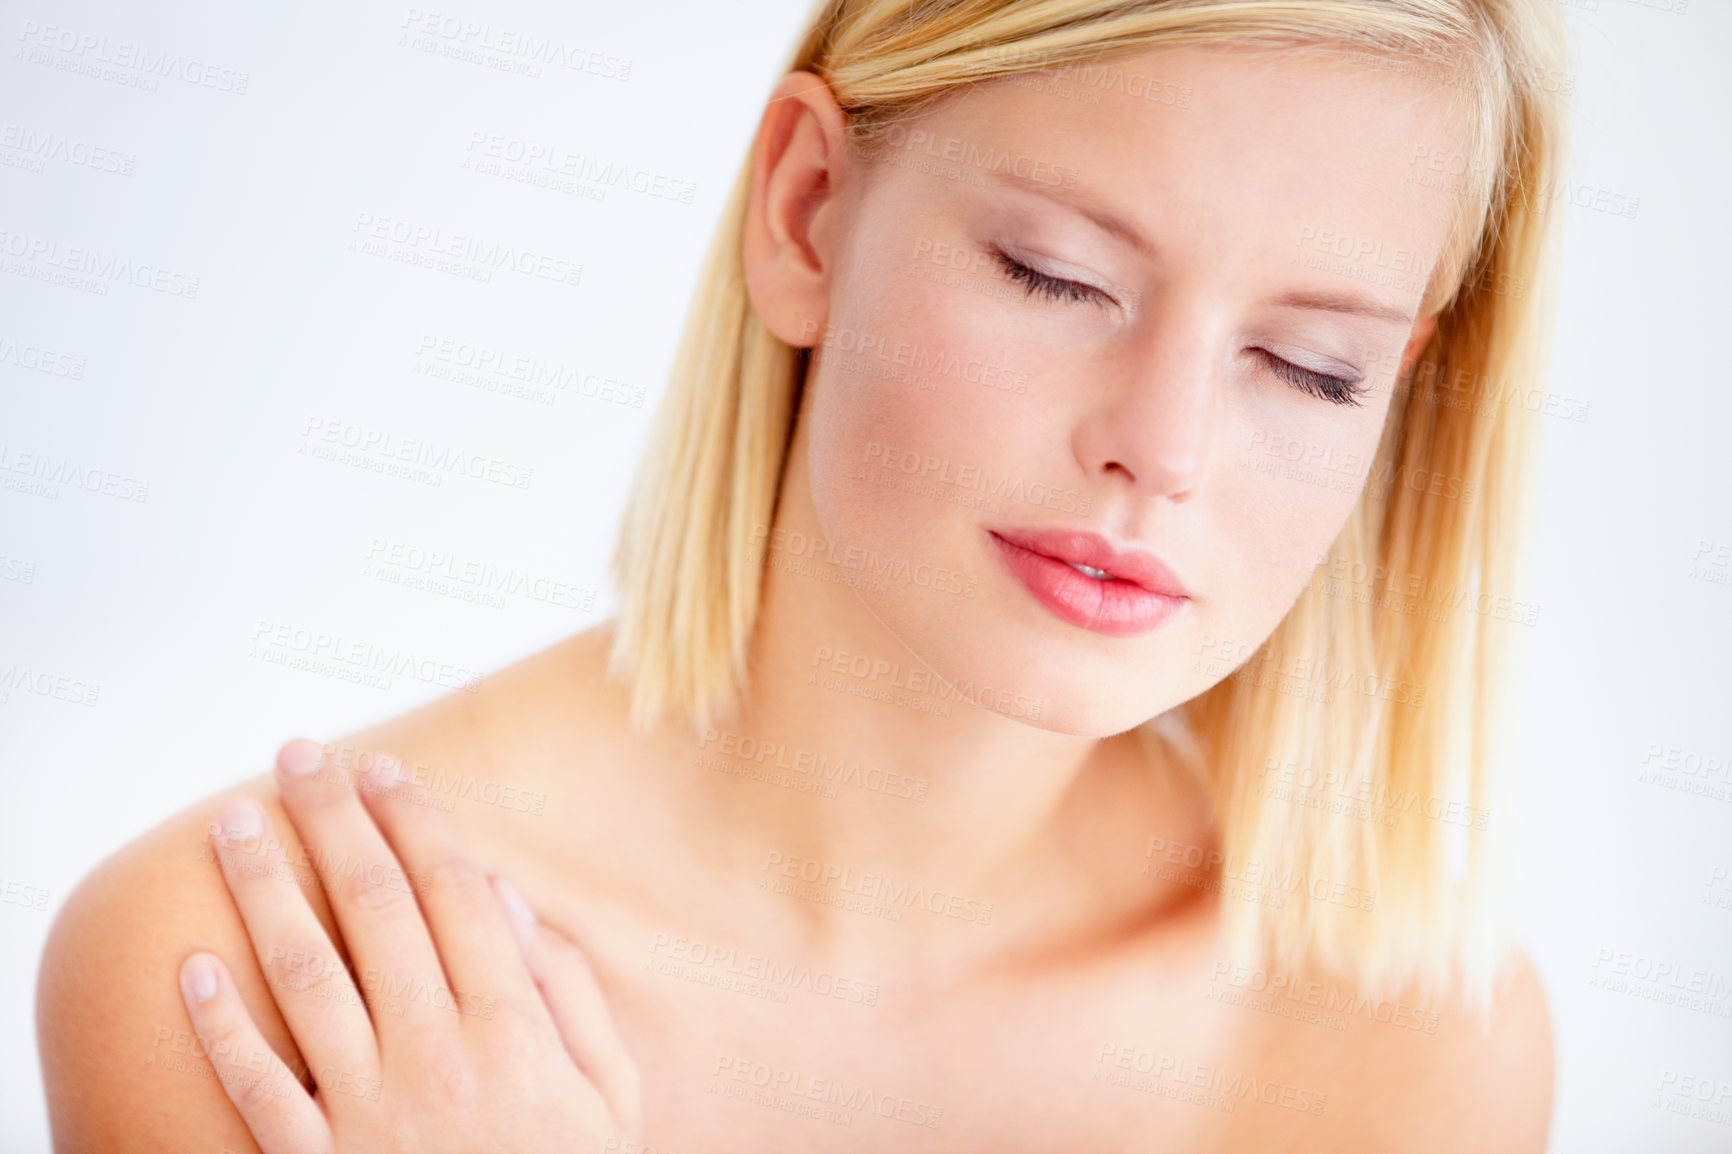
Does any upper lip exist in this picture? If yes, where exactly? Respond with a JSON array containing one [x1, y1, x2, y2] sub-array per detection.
[[991, 527, 1191, 598]]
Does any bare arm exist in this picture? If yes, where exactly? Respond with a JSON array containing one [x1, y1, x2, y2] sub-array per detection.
[[36, 770, 332, 1153]]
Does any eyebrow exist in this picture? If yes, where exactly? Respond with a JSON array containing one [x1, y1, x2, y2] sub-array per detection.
[[986, 169, 1419, 327], [1268, 288, 1416, 327], [987, 168, 1157, 260]]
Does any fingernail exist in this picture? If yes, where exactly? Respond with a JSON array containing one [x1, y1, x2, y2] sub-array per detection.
[[181, 955, 219, 1003], [278, 739, 323, 777], [493, 876, 536, 926], [215, 797, 261, 845]]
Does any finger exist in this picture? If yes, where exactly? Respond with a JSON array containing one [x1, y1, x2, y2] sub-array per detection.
[[179, 952, 332, 1154], [271, 738, 450, 1042], [494, 876, 642, 1132], [207, 793, 378, 1086], [352, 754, 541, 1017]]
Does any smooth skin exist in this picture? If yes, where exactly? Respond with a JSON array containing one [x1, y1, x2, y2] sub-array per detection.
[[175, 740, 639, 1152], [38, 42, 1554, 1154]]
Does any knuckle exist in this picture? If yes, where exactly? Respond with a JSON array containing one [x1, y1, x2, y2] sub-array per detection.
[[261, 943, 353, 997], [286, 770, 359, 820], [198, 1015, 249, 1061], [423, 850, 487, 896], [338, 862, 414, 914], [227, 1061, 291, 1114], [426, 1034, 481, 1108]]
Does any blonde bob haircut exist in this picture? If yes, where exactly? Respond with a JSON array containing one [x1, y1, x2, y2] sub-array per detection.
[[608, 0, 1569, 1014]]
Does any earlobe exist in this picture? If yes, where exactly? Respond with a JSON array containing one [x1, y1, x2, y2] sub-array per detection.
[[742, 72, 851, 350]]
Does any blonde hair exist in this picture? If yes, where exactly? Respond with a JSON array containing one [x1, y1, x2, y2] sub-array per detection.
[[608, 0, 1569, 1014]]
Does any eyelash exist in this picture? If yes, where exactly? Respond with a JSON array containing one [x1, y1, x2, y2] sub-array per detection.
[[1255, 350, 1367, 408], [989, 245, 1366, 408], [990, 246, 1108, 308]]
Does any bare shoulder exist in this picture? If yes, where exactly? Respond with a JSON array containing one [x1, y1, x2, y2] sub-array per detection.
[[35, 765, 325, 1153], [1325, 948, 1556, 1154], [34, 623, 623, 1152], [337, 620, 638, 811]]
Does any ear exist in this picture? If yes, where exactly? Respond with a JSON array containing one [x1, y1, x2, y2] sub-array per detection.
[[741, 71, 852, 349], [1398, 313, 1439, 377]]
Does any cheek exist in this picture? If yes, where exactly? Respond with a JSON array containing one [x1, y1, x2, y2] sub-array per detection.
[[1212, 402, 1392, 640], [805, 250, 1053, 556]]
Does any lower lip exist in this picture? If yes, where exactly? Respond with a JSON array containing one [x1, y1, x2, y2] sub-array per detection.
[[989, 532, 1186, 637]]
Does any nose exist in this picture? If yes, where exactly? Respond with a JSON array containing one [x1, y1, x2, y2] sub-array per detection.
[[1071, 307, 1219, 502]]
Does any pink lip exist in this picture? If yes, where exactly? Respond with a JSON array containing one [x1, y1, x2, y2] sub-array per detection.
[[988, 527, 1190, 637]]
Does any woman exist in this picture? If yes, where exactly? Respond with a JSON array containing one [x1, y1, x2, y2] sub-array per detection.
[[36, 0, 1569, 1149]]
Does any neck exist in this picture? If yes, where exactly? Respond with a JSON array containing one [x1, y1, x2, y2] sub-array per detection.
[[666, 430, 1211, 966]]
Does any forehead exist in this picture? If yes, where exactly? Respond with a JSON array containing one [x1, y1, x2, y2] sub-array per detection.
[[905, 42, 1474, 311]]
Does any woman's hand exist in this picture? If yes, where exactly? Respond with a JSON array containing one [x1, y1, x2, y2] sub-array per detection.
[[177, 738, 641, 1153]]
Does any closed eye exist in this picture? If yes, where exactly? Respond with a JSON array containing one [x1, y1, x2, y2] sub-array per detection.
[[1255, 349, 1367, 407], [990, 245, 1113, 309]]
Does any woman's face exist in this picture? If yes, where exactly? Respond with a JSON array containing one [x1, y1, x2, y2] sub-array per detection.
[[771, 43, 1470, 736]]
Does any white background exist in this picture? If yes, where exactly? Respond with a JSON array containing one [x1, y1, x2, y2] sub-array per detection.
[[1, 0, 1728, 1150]]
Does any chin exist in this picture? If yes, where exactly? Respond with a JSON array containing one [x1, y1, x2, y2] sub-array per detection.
[[866, 601, 1189, 736], [986, 692, 1163, 738], [995, 661, 1190, 736]]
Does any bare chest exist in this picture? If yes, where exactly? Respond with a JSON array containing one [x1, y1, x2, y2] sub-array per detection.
[[513, 891, 1357, 1154]]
